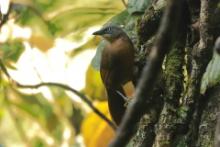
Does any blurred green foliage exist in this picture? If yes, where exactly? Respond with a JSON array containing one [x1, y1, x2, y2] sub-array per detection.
[[0, 40, 24, 68], [0, 0, 125, 146]]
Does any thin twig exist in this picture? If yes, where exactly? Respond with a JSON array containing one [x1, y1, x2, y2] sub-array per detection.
[[121, 0, 127, 8], [0, 59, 116, 130], [109, 0, 188, 146]]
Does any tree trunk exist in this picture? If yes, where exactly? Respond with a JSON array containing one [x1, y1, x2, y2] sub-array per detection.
[[130, 0, 220, 146]]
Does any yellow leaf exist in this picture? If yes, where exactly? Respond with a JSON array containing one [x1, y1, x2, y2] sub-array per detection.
[[84, 66, 106, 101], [29, 35, 54, 52], [81, 102, 115, 147]]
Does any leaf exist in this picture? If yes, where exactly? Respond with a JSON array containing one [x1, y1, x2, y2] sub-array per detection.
[[6, 87, 63, 137], [49, 86, 73, 117], [15, 5, 55, 37], [0, 40, 24, 63], [28, 35, 54, 52], [69, 37, 100, 58], [50, 8, 118, 38], [200, 53, 220, 94], [10, 93, 55, 124], [127, 0, 150, 14], [81, 102, 115, 147], [31, 137, 46, 147], [0, 108, 5, 122], [84, 65, 106, 101]]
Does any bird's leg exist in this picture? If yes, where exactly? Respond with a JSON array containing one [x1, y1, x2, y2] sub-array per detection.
[[116, 90, 129, 101], [116, 89, 133, 107]]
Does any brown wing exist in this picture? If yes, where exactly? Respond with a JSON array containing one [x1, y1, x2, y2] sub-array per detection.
[[100, 46, 125, 89]]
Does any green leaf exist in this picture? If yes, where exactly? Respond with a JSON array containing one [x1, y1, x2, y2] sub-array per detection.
[[0, 108, 5, 122], [50, 8, 117, 37], [31, 137, 46, 147], [10, 93, 55, 122], [15, 5, 55, 37], [127, 0, 151, 14], [200, 53, 220, 94], [0, 40, 24, 63], [69, 38, 98, 58]]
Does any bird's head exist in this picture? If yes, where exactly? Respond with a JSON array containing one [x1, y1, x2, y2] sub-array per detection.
[[93, 26, 126, 43]]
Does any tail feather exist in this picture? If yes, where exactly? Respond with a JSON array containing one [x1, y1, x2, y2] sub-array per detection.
[[106, 87, 126, 125]]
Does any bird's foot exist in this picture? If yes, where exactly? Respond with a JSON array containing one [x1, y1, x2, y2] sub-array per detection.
[[116, 90, 133, 107]]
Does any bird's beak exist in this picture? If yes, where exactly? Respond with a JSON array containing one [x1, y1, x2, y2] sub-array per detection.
[[92, 29, 104, 36]]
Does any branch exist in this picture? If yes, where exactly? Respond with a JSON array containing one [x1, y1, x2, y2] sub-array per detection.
[[0, 59, 116, 130], [109, 0, 188, 146]]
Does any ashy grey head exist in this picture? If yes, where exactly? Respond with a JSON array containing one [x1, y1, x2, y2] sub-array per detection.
[[92, 26, 126, 42]]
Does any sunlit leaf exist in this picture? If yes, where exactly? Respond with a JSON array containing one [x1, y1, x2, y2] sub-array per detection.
[[9, 93, 55, 124], [200, 53, 220, 94], [81, 102, 115, 147], [0, 108, 5, 122], [29, 35, 54, 52], [50, 8, 118, 37], [0, 92, 5, 123], [49, 87, 73, 117], [5, 87, 65, 141], [69, 37, 100, 58], [14, 4, 55, 37], [84, 65, 106, 101], [11, 0, 33, 6]]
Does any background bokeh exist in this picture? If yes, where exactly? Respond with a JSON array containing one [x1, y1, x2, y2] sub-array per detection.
[[0, 0, 125, 146]]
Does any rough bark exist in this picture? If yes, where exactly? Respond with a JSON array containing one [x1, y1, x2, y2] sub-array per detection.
[[130, 0, 220, 146]]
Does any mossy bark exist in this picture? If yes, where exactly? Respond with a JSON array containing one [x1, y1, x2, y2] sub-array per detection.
[[131, 0, 220, 146]]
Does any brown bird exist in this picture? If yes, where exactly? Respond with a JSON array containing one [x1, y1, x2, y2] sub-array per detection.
[[93, 26, 135, 125]]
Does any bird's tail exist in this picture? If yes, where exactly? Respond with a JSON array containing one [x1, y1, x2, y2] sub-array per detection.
[[106, 87, 126, 126]]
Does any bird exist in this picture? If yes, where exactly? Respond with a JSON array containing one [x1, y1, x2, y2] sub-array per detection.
[[93, 25, 135, 125]]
